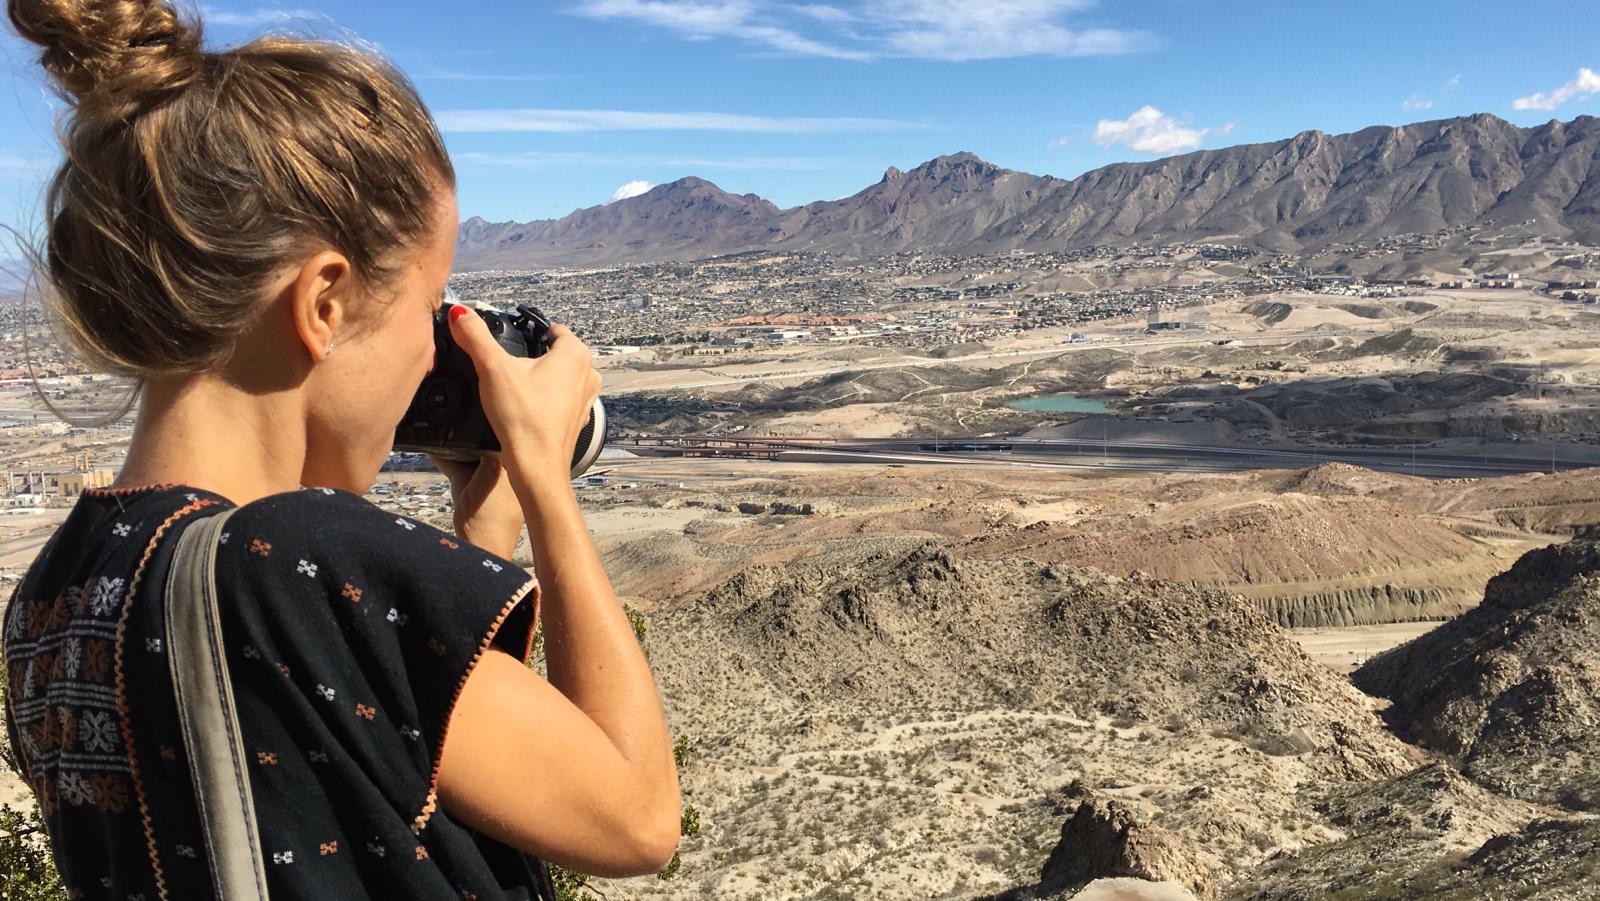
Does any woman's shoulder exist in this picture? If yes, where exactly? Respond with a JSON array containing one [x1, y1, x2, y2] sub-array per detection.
[[226, 486, 461, 552], [234, 485, 420, 527], [217, 485, 533, 612]]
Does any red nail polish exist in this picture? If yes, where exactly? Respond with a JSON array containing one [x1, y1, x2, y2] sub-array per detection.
[[449, 305, 470, 323]]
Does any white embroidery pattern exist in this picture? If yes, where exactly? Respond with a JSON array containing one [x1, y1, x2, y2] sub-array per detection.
[[219, 532, 230, 545], [111, 522, 131, 537], [145, 638, 162, 654], [272, 852, 295, 865], [398, 725, 421, 741], [386, 608, 408, 626], [176, 845, 197, 858], [316, 685, 336, 702], [80, 710, 118, 753], [481, 559, 503, 573], [296, 560, 318, 578], [242, 645, 261, 660], [59, 772, 96, 807], [366, 842, 386, 858], [62, 638, 81, 678], [308, 750, 330, 763], [395, 518, 416, 531], [89, 577, 126, 616]]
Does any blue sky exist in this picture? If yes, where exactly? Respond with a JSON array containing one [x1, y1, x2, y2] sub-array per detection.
[[0, 0, 1596, 242]]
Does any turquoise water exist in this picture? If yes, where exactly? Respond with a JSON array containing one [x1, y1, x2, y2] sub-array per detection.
[[1005, 394, 1112, 414]]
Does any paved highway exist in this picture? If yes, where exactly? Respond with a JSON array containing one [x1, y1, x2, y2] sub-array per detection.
[[619, 435, 1600, 479]]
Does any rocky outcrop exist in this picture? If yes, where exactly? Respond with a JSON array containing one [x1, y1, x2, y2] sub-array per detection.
[[1038, 790, 1216, 900], [1354, 538, 1600, 811]]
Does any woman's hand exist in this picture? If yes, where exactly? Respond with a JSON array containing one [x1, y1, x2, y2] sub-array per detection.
[[445, 306, 602, 495], [431, 455, 523, 560]]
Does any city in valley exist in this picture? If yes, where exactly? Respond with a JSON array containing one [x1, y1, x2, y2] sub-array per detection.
[[6, 225, 1600, 898]]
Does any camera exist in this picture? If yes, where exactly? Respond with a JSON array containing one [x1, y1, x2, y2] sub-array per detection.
[[393, 301, 607, 478]]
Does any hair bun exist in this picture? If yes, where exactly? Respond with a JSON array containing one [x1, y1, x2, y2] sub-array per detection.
[[8, 0, 202, 119]]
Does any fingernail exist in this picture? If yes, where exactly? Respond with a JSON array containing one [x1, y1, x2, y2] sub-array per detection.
[[449, 305, 470, 324]]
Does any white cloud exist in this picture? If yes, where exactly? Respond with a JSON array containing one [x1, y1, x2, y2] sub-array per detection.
[[1092, 106, 1226, 156], [1402, 95, 1433, 111], [1513, 67, 1600, 111], [569, 0, 1150, 62], [610, 180, 656, 202], [792, 4, 856, 22], [1443, 73, 1462, 92], [202, 6, 322, 26], [436, 108, 909, 133], [572, 0, 870, 60], [874, 0, 1148, 61], [1048, 136, 1070, 149], [454, 150, 844, 171]]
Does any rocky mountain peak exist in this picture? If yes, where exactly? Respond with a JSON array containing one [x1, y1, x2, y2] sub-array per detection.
[[452, 113, 1600, 268], [911, 151, 1003, 179]]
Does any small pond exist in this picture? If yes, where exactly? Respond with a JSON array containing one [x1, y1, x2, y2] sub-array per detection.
[[1004, 394, 1112, 414]]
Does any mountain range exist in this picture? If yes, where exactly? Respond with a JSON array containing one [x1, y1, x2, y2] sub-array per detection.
[[454, 113, 1600, 270]]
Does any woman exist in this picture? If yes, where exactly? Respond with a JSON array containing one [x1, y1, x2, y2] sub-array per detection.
[[1, 1, 680, 898]]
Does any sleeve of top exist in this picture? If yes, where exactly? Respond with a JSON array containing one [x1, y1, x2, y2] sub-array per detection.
[[219, 488, 539, 819]]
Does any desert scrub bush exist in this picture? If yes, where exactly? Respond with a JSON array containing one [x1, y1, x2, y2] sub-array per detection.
[[0, 804, 67, 901], [972, 846, 1002, 866]]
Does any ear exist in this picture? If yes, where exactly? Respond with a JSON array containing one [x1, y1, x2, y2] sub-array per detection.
[[288, 250, 354, 363]]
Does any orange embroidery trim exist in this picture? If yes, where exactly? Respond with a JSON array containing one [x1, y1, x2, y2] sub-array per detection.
[[117, 498, 221, 901], [412, 574, 541, 835]]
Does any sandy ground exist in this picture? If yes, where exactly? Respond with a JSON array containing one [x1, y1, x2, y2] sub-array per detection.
[[1289, 622, 1442, 674], [0, 507, 67, 574]]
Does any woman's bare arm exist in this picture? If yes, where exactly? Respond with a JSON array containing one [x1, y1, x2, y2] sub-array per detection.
[[437, 455, 679, 877], [433, 306, 679, 875]]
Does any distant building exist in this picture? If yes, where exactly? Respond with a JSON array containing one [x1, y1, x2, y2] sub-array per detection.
[[6, 452, 115, 498]]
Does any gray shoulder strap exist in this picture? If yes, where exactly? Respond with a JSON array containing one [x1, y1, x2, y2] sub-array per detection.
[[165, 506, 270, 900]]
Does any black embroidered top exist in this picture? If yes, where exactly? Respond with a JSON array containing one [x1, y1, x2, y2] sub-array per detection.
[[2, 484, 543, 900]]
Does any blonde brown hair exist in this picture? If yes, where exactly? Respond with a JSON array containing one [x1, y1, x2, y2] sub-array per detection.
[[9, 0, 455, 378]]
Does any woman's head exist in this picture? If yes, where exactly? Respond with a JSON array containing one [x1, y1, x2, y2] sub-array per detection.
[[10, 0, 459, 488]]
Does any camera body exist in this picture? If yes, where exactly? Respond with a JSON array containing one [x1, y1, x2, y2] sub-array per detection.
[[393, 302, 607, 478]]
